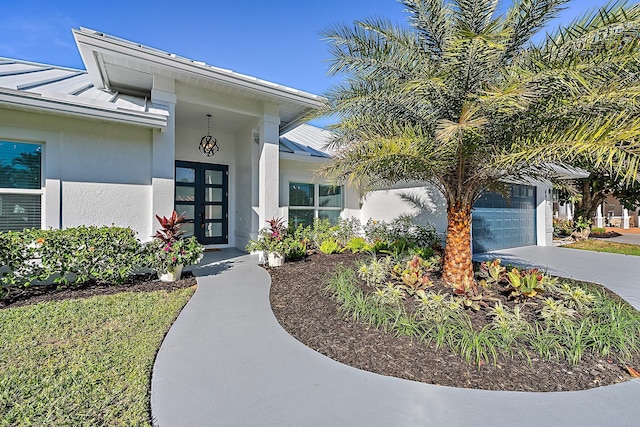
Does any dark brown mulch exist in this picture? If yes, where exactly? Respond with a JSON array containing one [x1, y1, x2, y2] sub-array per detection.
[[1, 273, 197, 310], [268, 252, 638, 392], [590, 231, 623, 238]]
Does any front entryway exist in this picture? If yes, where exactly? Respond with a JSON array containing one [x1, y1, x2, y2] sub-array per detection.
[[175, 161, 228, 245]]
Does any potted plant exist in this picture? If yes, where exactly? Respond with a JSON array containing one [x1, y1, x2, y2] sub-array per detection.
[[246, 218, 287, 267], [147, 211, 204, 281]]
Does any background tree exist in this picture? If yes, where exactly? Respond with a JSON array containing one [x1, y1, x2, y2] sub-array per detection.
[[317, 0, 640, 292], [556, 167, 640, 221]]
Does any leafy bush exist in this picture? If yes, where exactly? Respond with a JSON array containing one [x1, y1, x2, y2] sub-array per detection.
[[145, 236, 203, 273], [392, 255, 434, 293], [553, 218, 575, 237], [362, 217, 439, 254], [344, 236, 370, 253], [1, 226, 145, 296], [357, 256, 392, 287], [284, 238, 307, 260], [334, 217, 362, 245], [505, 267, 545, 299], [311, 219, 339, 248], [319, 239, 343, 254], [146, 211, 203, 274], [246, 217, 288, 255], [540, 298, 576, 325]]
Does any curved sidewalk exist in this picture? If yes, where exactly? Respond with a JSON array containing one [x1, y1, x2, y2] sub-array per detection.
[[151, 247, 640, 426]]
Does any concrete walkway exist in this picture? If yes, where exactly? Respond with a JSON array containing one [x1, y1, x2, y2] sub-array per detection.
[[151, 247, 640, 427]]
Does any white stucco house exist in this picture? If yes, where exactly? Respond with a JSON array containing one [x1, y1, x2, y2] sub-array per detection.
[[0, 28, 561, 253]]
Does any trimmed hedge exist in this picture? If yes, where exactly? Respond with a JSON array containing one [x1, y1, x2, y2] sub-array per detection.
[[0, 226, 145, 296]]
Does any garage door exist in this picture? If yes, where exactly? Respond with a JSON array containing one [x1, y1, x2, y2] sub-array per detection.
[[472, 185, 536, 253]]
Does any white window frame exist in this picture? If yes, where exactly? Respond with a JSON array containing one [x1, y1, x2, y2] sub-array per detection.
[[288, 182, 343, 224], [0, 140, 44, 231]]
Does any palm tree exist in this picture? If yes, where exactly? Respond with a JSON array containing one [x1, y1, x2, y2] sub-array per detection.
[[317, 0, 640, 292]]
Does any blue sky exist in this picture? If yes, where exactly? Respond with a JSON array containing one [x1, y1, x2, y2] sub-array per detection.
[[0, 0, 621, 97]]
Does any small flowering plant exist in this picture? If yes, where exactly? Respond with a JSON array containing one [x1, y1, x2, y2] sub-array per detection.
[[245, 217, 287, 256], [147, 211, 203, 273]]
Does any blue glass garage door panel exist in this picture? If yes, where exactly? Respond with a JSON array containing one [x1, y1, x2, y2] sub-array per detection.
[[472, 185, 536, 253]]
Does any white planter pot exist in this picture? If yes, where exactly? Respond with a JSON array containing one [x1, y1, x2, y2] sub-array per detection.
[[159, 264, 184, 282], [267, 253, 285, 267]]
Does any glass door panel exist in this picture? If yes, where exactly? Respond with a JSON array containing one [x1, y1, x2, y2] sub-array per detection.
[[176, 167, 195, 183], [175, 161, 228, 245], [175, 187, 195, 202], [205, 170, 223, 185], [205, 223, 223, 238], [205, 205, 223, 220], [205, 188, 223, 203]]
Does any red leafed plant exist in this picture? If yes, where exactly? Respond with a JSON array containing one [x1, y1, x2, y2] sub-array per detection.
[[155, 211, 186, 245]]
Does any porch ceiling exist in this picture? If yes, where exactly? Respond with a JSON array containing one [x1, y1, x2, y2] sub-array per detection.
[[175, 100, 255, 134]]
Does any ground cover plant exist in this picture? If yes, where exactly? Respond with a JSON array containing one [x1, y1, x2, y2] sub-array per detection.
[[0, 274, 196, 426], [269, 251, 640, 391], [563, 239, 640, 256]]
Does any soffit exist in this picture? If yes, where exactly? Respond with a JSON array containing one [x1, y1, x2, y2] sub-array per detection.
[[74, 28, 323, 133]]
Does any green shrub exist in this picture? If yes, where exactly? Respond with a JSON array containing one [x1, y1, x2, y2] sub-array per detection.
[[319, 239, 343, 254], [284, 238, 307, 260], [357, 256, 392, 287], [334, 217, 362, 245], [1, 226, 145, 293], [344, 236, 370, 253]]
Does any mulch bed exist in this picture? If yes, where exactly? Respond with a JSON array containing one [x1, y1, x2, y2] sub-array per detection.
[[268, 252, 638, 392], [1, 273, 197, 310], [590, 231, 623, 238]]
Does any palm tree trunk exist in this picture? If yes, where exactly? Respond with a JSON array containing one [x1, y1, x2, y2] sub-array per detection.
[[442, 201, 475, 292]]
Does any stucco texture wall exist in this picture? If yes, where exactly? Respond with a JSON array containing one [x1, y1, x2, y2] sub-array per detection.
[[0, 107, 154, 239], [360, 186, 448, 234]]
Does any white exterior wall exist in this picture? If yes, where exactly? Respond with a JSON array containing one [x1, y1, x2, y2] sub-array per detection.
[[359, 185, 448, 234], [0, 107, 155, 239], [279, 158, 361, 223]]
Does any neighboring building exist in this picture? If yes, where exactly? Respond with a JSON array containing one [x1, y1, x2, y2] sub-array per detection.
[[0, 28, 559, 253]]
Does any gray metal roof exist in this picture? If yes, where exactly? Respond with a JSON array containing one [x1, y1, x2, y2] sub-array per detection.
[[279, 124, 333, 158], [0, 57, 154, 114]]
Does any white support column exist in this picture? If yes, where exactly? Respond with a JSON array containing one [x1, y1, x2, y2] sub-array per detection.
[[536, 184, 553, 246], [150, 76, 176, 237], [623, 208, 630, 229], [257, 108, 281, 228], [596, 204, 604, 228]]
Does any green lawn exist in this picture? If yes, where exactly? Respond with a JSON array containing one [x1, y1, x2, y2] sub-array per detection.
[[0, 288, 194, 426], [563, 239, 640, 256]]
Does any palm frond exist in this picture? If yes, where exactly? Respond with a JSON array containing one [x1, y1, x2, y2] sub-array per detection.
[[501, 0, 569, 60], [401, 0, 452, 57]]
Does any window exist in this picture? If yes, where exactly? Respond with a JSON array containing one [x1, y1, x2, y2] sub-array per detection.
[[289, 182, 342, 228], [0, 141, 42, 232]]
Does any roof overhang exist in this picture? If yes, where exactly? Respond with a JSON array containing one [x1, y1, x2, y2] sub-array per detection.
[[0, 87, 168, 128], [72, 28, 324, 133]]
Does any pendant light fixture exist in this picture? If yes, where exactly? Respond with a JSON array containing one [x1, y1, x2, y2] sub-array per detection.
[[199, 114, 220, 157]]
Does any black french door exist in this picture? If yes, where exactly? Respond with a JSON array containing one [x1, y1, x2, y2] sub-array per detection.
[[175, 161, 228, 245]]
